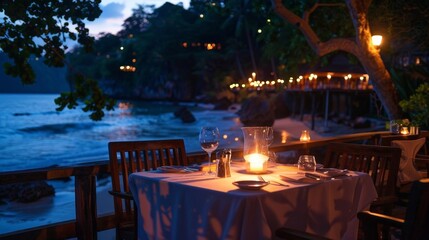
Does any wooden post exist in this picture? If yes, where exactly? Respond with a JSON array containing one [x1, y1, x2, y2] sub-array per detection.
[[75, 173, 97, 240], [299, 92, 306, 121], [311, 91, 316, 130], [324, 89, 330, 130]]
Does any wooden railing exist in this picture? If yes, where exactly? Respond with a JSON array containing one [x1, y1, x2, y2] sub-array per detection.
[[0, 131, 390, 240]]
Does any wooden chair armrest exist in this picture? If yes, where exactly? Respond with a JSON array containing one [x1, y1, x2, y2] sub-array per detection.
[[415, 154, 429, 161], [371, 195, 398, 207], [275, 227, 330, 240], [358, 210, 404, 228], [414, 155, 429, 177], [108, 190, 134, 200]]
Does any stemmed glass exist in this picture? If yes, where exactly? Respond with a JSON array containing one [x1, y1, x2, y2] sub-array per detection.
[[199, 127, 220, 175]]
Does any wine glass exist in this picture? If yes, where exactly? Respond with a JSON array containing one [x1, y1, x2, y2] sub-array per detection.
[[199, 127, 220, 175], [297, 155, 317, 172]]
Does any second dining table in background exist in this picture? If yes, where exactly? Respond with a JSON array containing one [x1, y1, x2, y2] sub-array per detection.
[[129, 162, 377, 240]]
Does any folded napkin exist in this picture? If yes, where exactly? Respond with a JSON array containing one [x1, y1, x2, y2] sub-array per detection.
[[279, 173, 320, 184], [187, 162, 217, 172], [310, 168, 349, 179], [280, 169, 348, 183], [156, 166, 199, 173]]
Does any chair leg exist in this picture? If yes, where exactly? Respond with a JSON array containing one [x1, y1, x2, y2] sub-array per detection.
[[115, 226, 121, 240], [133, 201, 138, 240]]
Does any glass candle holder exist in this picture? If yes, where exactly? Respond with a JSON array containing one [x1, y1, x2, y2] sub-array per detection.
[[400, 127, 409, 135], [241, 127, 269, 174], [300, 130, 311, 142]]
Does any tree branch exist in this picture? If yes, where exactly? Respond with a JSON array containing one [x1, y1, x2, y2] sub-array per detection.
[[271, 0, 360, 57], [303, 3, 345, 22]]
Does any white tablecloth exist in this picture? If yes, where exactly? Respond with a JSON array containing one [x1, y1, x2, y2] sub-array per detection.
[[129, 163, 377, 240]]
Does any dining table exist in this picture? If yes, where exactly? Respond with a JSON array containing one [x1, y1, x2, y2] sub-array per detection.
[[129, 162, 378, 240]]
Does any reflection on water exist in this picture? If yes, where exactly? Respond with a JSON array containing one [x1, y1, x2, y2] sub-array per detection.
[[0, 94, 243, 172]]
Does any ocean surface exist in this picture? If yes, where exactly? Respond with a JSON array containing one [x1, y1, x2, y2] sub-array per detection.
[[0, 93, 244, 172], [0, 93, 246, 236]]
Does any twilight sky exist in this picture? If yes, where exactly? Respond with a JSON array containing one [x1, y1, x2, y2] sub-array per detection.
[[85, 0, 190, 36]]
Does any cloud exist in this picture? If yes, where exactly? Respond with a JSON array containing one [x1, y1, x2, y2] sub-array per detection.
[[99, 2, 125, 19], [84, 1, 190, 36]]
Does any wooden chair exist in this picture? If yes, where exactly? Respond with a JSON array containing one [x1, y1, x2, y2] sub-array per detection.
[[415, 132, 429, 177], [323, 142, 401, 212], [275, 143, 402, 240], [358, 179, 429, 240], [108, 139, 188, 240]]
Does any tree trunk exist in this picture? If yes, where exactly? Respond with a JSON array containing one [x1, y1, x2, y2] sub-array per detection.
[[271, 0, 402, 120]]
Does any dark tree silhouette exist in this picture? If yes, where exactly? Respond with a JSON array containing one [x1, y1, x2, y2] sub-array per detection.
[[0, 0, 114, 120]]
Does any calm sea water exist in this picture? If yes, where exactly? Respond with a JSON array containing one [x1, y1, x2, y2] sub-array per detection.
[[0, 94, 243, 172]]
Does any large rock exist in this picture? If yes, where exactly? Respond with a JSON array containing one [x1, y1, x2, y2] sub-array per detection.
[[173, 106, 196, 123], [238, 96, 275, 126], [213, 97, 232, 110], [271, 92, 291, 119], [0, 181, 55, 203]]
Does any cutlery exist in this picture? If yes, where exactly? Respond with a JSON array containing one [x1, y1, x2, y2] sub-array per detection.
[[317, 168, 349, 175], [270, 180, 289, 187], [259, 175, 289, 187], [304, 173, 321, 181], [258, 175, 268, 183]]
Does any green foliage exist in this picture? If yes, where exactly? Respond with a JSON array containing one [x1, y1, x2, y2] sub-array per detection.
[[399, 83, 429, 129], [55, 74, 115, 121], [257, 0, 354, 78], [370, 0, 429, 55], [67, 2, 245, 101], [389, 66, 426, 101], [0, 0, 116, 120], [0, 1, 101, 82]]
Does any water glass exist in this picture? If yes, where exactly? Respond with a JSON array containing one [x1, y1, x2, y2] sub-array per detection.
[[297, 155, 316, 172], [389, 120, 400, 134]]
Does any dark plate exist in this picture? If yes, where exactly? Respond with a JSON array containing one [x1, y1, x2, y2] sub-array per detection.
[[233, 180, 269, 190]]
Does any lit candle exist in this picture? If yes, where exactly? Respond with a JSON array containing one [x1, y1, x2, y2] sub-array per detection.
[[401, 127, 409, 135], [244, 153, 269, 173], [300, 130, 311, 142]]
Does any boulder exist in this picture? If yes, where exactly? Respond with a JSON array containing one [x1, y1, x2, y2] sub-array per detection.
[[271, 92, 291, 119], [0, 181, 55, 203], [238, 96, 275, 126], [351, 117, 372, 129], [213, 97, 232, 110], [173, 106, 196, 123]]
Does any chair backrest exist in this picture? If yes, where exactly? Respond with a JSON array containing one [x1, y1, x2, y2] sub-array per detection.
[[402, 179, 429, 240], [323, 142, 401, 209], [108, 139, 188, 223]]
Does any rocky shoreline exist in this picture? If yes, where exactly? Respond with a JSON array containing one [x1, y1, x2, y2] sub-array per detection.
[[0, 181, 55, 204]]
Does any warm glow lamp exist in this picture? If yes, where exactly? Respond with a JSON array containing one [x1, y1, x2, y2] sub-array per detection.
[[371, 35, 383, 47]]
